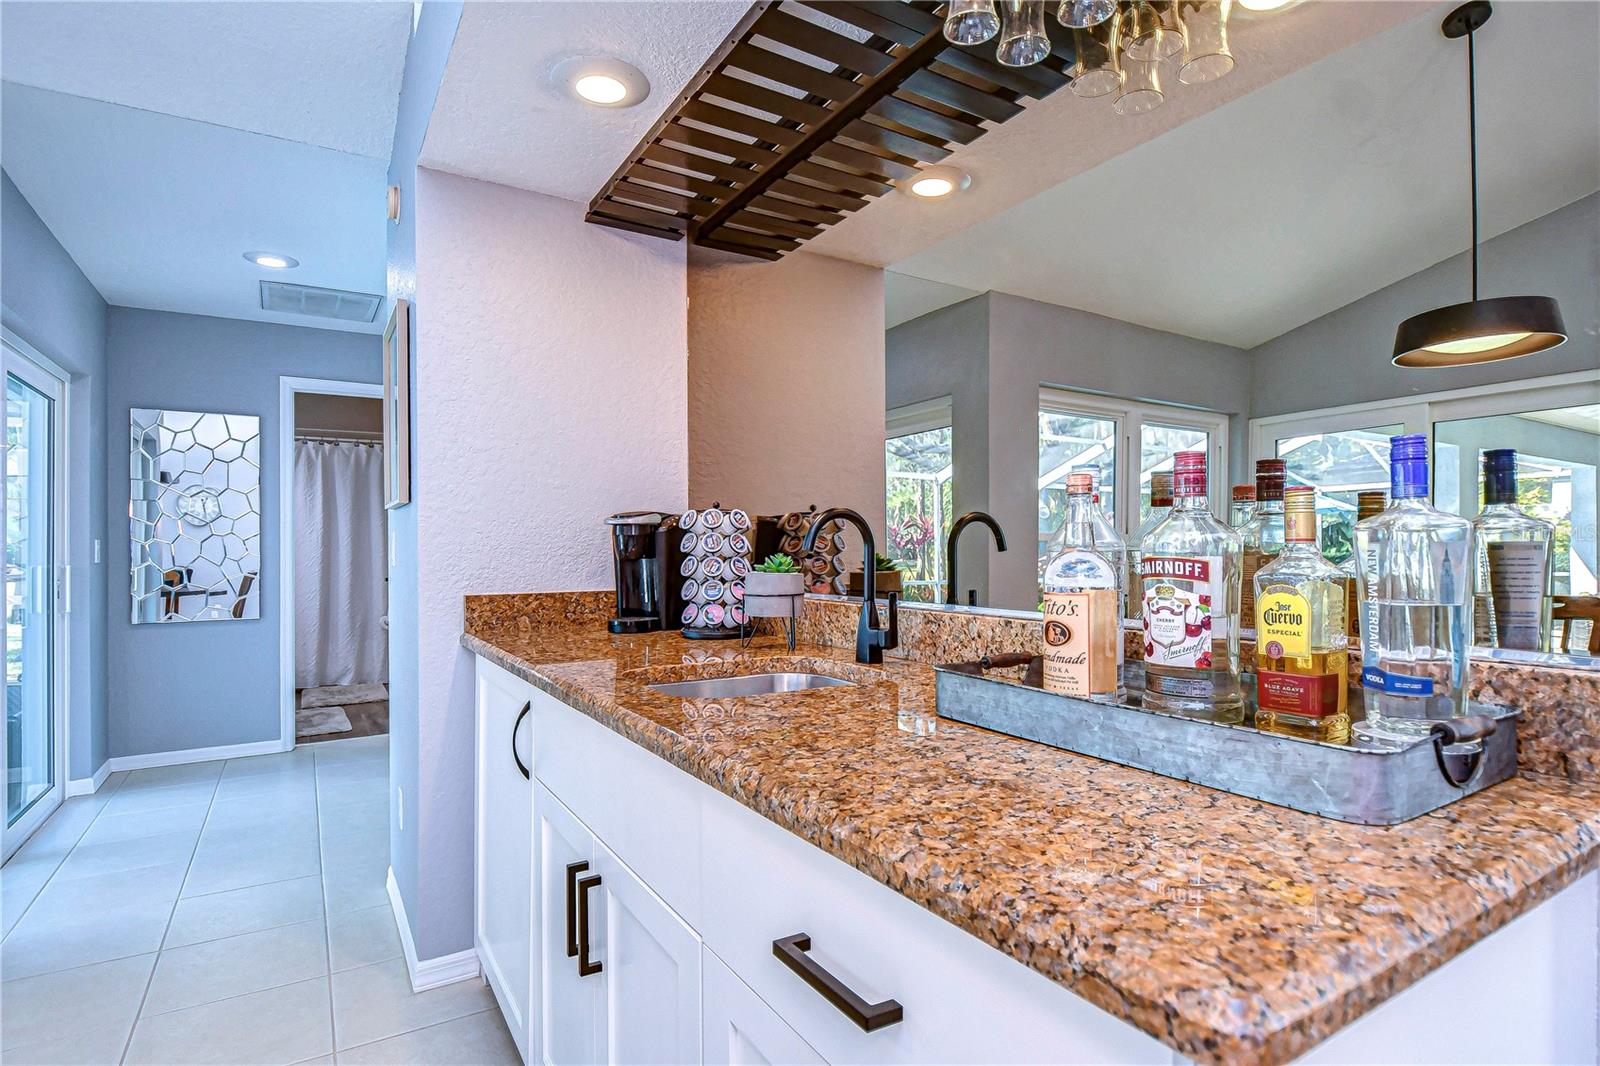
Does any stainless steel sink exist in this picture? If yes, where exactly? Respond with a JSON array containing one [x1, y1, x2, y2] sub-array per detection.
[[647, 672, 855, 699]]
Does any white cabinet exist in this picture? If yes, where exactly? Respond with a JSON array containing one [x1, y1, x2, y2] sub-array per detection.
[[475, 658, 536, 1062], [536, 781, 702, 1065], [702, 948, 823, 1066]]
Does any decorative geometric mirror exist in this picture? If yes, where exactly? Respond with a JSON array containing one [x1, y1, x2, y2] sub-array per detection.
[[130, 408, 262, 623]]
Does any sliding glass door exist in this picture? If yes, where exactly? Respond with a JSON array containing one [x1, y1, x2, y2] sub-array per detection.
[[3, 342, 65, 859]]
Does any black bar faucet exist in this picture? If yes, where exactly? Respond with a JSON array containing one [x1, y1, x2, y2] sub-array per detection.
[[804, 508, 898, 665], [945, 511, 1007, 606]]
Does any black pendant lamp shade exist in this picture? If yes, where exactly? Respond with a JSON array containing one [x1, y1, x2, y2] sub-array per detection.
[[1391, 1, 1568, 368]]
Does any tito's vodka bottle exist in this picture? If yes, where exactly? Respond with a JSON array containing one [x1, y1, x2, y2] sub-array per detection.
[[1254, 487, 1350, 743], [1354, 434, 1473, 739], [1139, 451, 1243, 721], [1127, 471, 1174, 619], [1472, 449, 1554, 652], [1041, 473, 1125, 703], [1229, 485, 1256, 528]]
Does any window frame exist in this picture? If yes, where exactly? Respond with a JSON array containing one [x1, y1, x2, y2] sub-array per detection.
[[885, 396, 954, 602], [1038, 386, 1229, 539]]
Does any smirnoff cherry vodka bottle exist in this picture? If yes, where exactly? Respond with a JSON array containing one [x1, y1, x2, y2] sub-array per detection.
[[1139, 451, 1243, 721]]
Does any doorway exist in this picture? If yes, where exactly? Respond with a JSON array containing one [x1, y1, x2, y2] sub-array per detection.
[[279, 377, 387, 748], [1, 337, 67, 861]]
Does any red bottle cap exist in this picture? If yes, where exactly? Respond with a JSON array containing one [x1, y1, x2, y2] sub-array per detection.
[[1173, 451, 1207, 497]]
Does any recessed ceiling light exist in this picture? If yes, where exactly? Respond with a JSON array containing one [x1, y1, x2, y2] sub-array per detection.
[[244, 251, 298, 269], [903, 166, 971, 199], [551, 56, 650, 109], [1237, 0, 1302, 12]]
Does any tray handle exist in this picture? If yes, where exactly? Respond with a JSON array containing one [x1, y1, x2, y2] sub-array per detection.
[[1430, 715, 1497, 788]]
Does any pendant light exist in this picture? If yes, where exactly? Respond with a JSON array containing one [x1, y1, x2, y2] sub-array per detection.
[[1392, 1, 1566, 368]]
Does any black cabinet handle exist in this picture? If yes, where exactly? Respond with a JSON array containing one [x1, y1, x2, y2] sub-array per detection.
[[511, 702, 531, 780], [772, 933, 902, 1032], [576, 874, 603, 977], [564, 861, 588, 958]]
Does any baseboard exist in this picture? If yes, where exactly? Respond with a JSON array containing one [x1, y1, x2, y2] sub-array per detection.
[[387, 866, 480, 992], [107, 738, 290, 773], [66, 761, 113, 796]]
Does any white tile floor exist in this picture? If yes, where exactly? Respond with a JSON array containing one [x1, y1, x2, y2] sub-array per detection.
[[0, 736, 517, 1065]]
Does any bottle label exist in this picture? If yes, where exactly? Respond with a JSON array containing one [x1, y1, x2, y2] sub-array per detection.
[[1487, 541, 1548, 651], [1042, 590, 1117, 698], [1256, 586, 1311, 659], [1240, 549, 1271, 629], [1140, 555, 1224, 669], [1258, 660, 1346, 718], [1362, 667, 1435, 697]]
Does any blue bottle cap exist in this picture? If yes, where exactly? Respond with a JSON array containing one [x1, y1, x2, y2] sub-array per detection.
[[1483, 448, 1518, 505], [1389, 434, 1429, 500]]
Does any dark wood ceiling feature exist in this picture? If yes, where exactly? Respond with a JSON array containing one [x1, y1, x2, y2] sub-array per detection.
[[586, 1, 1075, 260]]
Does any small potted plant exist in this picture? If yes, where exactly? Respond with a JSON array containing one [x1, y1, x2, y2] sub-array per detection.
[[846, 553, 906, 598], [745, 554, 806, 618]]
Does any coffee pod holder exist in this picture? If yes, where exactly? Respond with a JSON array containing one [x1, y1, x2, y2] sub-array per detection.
[[678, 503, 750, 640]]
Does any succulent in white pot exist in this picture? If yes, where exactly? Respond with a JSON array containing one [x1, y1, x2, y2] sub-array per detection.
[[745, 554, 806, 618]]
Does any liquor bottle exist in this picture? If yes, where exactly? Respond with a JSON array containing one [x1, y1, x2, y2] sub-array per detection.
[[1238, 459, 1287, 633], [1354, 434, 1473, 739], [1471, 449, 1554, 652], [1254, 487, 1350, 743], [1139, 451, 1243, 721], [1039, 476, 1127, 609], [1041, 473, 1124, 703], [1127, 470, 1174, 619], [1229, 485, 1256, 528], [1341, 491, 1387, 643]]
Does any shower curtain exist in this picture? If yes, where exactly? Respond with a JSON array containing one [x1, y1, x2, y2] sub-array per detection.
[[295, 440, 388, 689]]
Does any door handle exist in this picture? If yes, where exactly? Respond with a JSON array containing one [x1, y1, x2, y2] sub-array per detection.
[[772, 933, 902, 1032], [564, 861, 589, 958], [576, 874, 603, 977], [511, 702, 530, 780]]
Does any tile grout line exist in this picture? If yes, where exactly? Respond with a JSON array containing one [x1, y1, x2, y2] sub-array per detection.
[[315, 744, 340, 1063], [1, 769, 133, 939], [118, 767, 225, 1065]]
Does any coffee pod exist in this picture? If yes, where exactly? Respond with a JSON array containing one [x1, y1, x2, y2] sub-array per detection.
[[701, 557, 725, 580], [728, 556, 750, 578], [729, 580, 745, 602], [703, 602, 726, 626], [680, 531, 698, 555], [680, 604, 698, 626], [680, 509, 698, 530], [702, 579, 725, 601], [702, 531, 725, 554], [729, 532, 751, 556], [681, 577, 700, 602], [729, 604, 746, 626], [701, 508, 725, 530], [679, 556, 697, 578], [729, 509, 750, 531]]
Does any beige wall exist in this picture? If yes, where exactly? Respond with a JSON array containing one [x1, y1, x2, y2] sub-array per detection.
[[688, 247, 887, 549], [294, 393, 382, 436]]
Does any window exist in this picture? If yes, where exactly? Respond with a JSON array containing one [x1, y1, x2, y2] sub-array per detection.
[[1038, 388, 1229, 595], [886, 398, 953, 604], [1273, 426, 1403, 560]]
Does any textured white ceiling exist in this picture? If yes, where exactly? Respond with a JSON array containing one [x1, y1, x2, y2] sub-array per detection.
[[3, 85, 388, 333], [421, 1, 750, 202], [885, 0, 1600, 348], [0, 0, 411, 159]]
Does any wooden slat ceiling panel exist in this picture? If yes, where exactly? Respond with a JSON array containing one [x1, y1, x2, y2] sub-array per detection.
[[586, 0, 1076, 259]]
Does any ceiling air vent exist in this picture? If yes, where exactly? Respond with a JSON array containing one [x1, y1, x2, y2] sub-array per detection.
[[259, 281, 383, 324]]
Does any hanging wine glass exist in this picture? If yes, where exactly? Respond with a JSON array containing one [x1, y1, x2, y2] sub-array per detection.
[[1114, 56, 1165, 114], [1057, 0, 1115, 30], [944, 0, 1001, 45], [1068, 12, 1123, 97], [1178, 0, 1236, 84], [996, 0, 1052, 66], [1123, 1, 1182, 61]]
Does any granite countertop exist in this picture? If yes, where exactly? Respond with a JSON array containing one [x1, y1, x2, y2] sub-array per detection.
[[463, 621, 1600, 1064]]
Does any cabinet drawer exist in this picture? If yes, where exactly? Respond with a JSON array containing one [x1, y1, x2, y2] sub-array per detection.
[[698, 788, 1172, 1065]]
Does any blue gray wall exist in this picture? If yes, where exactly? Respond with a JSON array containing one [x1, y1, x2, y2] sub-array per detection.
[[104, 307, 380, 758], [1, 169, 110, 782], [384, 0, 463, 956]]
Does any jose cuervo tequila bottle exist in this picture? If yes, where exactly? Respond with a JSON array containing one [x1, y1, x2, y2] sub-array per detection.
[[1140, 451, 1243, 720], [1471, 449, 1554, 652], [1041, 473, 1124, 702], [1254, 487, 1350, 743], [1354, 434, 1473, 738]]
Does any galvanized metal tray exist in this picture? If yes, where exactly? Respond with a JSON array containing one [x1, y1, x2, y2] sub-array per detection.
[[933, 655, 1518, 825]]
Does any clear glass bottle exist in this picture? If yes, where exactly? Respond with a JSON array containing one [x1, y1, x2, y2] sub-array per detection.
[[1354, 434, 1473, 740], [1254, 487, 1350, 743], [1229, 485, 1256, 528], [1127, 470, 1173, 619], [1471, 448, 1554, 652], [1041, 473, 1125, 703], [1238, 459, 1286, 635], [1139, 451, 1243, 721], [1039, 477, 1127, 607], [1341, 491, 1387, 644]]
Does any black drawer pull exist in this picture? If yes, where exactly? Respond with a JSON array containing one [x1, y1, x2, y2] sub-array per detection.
[[576, 874, 603, 977], [564, 861, 589, 958], [512, 702, 531, 780], [772, 933, 902, 1032]]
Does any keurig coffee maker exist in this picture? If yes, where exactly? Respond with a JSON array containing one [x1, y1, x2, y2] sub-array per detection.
[[604, 512, 686, 634]]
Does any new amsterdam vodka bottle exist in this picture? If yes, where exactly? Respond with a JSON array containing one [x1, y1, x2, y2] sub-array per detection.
[[1139, 451, 1243, 721], [1041, 473, 1125, 703], [1471, 449, 1554, 652], [1354, 434, 1473, 738]]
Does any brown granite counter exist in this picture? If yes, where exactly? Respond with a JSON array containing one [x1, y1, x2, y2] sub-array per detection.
[[462, 603, 1600, 1065]]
